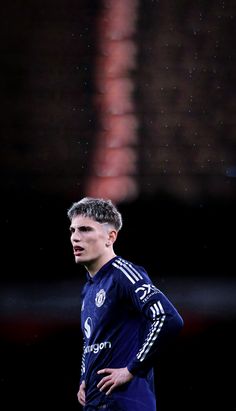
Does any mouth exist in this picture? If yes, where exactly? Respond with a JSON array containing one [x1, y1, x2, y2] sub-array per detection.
[[73, 246, 84, 256]]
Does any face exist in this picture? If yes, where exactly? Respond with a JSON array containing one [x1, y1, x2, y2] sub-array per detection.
[[69, 215, 116, 270]]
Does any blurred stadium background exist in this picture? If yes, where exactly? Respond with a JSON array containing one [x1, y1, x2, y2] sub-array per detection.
[[1, 1, 235, 410]]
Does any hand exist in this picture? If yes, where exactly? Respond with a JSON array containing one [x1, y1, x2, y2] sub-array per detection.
[[97, 367, 133, 395], [77, 380, 86, 406]]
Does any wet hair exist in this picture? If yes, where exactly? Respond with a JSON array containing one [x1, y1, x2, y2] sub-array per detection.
[[67, 197, 123, 231]]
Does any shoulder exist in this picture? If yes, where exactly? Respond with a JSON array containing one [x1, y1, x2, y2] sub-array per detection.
[[111, 256, 150, 286]]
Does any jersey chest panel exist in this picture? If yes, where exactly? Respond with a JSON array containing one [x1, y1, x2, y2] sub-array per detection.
[[81, 275, 119, 342]]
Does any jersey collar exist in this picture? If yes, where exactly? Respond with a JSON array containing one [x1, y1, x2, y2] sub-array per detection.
[[86, 256, 117, 283]]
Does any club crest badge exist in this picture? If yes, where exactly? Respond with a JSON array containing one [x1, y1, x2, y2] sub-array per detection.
[[95, 289, 106, 307]]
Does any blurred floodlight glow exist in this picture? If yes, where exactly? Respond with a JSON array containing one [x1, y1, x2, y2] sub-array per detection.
[[86, 176, 138, 203], [102, 0, 139, 39], [96, 40, 137, 77], [93, 147, 137, 177], [85, 0, 139, 203]]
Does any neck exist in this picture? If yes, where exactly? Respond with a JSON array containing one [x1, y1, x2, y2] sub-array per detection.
[[85, 251, 116, 277]]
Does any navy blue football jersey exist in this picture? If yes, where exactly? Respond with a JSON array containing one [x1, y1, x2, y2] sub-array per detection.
[[80, 256, 183, 410]]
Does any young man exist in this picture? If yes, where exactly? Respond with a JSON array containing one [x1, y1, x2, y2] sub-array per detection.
[[67, 197, 183, 411]]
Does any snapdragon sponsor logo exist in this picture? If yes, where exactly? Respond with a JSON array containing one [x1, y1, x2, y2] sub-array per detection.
[[84, 317, 92, 339], [84, 341, 112, 354], [135, 283, 160, 303]]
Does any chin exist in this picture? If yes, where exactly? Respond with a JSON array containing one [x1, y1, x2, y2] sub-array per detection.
[[75, 257, 83, 264]]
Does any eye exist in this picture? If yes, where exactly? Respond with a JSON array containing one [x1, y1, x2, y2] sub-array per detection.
[[69, 227, 75, 234], [80, 226, 92, 232]]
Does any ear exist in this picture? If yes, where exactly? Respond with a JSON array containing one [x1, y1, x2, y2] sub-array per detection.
[[106, 229, 118, 247]]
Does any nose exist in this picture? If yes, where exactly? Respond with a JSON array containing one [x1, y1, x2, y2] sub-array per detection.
[[71, 231, 81, 243]]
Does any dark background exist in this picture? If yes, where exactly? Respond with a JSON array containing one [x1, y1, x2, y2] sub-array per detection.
[[1, 1, 235, 410]]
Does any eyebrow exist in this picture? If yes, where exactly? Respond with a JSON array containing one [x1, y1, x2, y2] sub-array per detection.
[[69, 225, 93, 231]]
